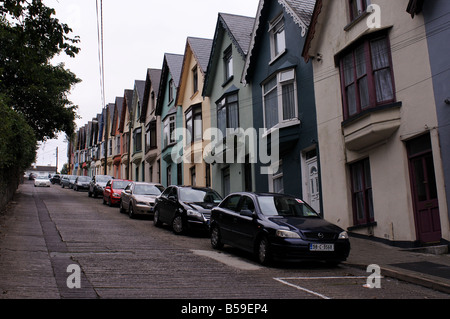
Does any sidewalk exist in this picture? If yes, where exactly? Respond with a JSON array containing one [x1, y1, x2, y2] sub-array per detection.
[[344, 236, 450, 294]]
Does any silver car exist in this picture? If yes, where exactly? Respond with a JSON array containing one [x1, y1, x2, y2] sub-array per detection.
[[120, 182, 165, 219]]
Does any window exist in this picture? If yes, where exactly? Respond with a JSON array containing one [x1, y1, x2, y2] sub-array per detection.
[[205, 164, 211, 188], [168, 79, 174, 103], [269, 14, 286, 60], [271, 162, 284, 194], [193, 66, 198, 94], [220, 194, 241, 211], [263, 69, 298, 130], [116, 136, 121, 155], [109, 139, 113, 156], [349, 0, 369, 21], [340, 35, 395, 120], [163, 116, 176, 148], [167, 165, 172, 186], [190, 166, 196, 186], [133, 127, 142, 153], [186, 105, 202, 142], [146, 120, 157, 152], [350, 158, 374, 226], [217, 93, 239, 136], [223, 46, 233, 81]]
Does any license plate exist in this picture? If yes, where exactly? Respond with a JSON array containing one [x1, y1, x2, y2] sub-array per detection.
[[310, 244, 335, 252]]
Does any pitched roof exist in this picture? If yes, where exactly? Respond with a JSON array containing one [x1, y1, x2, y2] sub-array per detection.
[[187, 37, 213, 74], [220, 13, 255, 57], [155, 53, 184, 116], [141, 68, 162, 122], [242, 0, 316, 84], [203, 13, 255, 96]]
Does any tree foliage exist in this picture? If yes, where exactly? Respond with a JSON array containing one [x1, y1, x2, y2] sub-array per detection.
[[0, 0, 81, 141]]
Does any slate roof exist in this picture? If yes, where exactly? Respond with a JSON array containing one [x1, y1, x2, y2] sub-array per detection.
[[187, 37, 213, 74], [141, 68, 162, 122], [165, 53, 184, 87], [220, 13, 255, 56]]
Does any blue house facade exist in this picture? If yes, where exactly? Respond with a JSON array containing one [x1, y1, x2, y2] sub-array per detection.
[[421, 1, 450, 221], [156, 53, 185, 188], [242, 0, 321, 213]]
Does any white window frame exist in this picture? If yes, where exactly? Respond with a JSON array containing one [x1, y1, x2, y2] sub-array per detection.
[[269, 14, 286, 63], [268, 160, 284, 194], [163, 115, 176, 148], [262, 69, 299, 133]]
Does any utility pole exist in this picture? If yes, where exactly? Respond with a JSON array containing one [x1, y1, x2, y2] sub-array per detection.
[[56, 147, 59, 174]]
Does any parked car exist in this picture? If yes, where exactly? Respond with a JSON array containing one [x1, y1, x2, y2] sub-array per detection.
[[153, 186, 222, 235], [210, 192, 351, 266], [34, 175, 51, 187], [88, 175, 114, 198], [103, 179, 131, 206], [73, 176, 91, 191], [50, 174, 61, 184], [61, 175, 77, 188], [120, 182, 165, 218], [28, 173, 36, 180]]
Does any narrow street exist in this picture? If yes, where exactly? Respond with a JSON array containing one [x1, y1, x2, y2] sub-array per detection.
[[1, 181, 448, 304]]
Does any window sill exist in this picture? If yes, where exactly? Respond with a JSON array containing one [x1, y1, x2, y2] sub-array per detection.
[[262, 118, 301, 138], [222, 76, 234, 88], [344, 11, 370, 32], [347, 221, 377, 232], [269, 49, 287, 66]]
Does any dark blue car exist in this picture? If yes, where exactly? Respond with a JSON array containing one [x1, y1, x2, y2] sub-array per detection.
[[210, 192, 351, 265]]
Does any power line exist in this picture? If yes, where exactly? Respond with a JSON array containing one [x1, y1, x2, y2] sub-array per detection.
[[96, 0, 105, 111]]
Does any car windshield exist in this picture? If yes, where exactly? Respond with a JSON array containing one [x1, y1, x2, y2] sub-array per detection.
[[134, 184, 164, 196], [96, 176, 112, 183], [179, 188, 222, 204], [77, 177, 91, 182], [36, 176, 47, 180], [257, 196, 320, 218], [69, 176, 77, 181], [112, 181, 130, 189]]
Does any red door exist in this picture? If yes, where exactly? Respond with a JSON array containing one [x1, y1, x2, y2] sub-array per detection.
[[407, 135, 442, 244]]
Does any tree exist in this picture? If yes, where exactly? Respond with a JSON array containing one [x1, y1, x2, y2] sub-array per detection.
[[0, 0, 81, 141]]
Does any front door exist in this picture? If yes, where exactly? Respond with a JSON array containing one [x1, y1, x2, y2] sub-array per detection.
[[306, 157, 321, 214], [407, 134, 442, 244]]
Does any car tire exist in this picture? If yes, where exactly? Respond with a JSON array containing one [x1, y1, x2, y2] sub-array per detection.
[[88, 190, 92, 197], [210, 225, 224, 250], [153, 209, 162, 227], [172, 215, 185, 235], [119, 201, 125, 214], [256, 236, 272, 266], [102, 197, 106, 205], [129, 204, 135, 219]]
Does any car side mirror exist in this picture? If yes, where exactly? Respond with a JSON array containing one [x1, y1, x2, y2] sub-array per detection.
[[168, 195, 177, 202], [240, 209, 254, 218], [125, 189, 131, 194]]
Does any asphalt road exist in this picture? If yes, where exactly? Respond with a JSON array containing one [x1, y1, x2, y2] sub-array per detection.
[[1, 181, 449, 307]]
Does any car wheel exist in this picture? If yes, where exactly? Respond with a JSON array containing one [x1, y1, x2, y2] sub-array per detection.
[[129, 204, 135, 219], [153, 209, 162, 227], [119, 201, 125, 214], [172, 215, 185, 235], [102, 197, 106, 205], [108, 198, 112, 207], [256, 236, 272, 266], [210, 225, 224, 250], [88, 190, 92, 197]]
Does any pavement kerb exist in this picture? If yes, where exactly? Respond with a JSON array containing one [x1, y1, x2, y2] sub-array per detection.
[[343, 262, 450, 295]]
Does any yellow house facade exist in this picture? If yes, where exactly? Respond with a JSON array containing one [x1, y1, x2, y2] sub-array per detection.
[[176, 37, 213, 188]]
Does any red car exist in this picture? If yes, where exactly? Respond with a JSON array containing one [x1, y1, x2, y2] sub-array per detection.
[[103, 179, 132, 207]]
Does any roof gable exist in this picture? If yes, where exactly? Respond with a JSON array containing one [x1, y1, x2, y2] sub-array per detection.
[[242, 0, 316, 84], [155, 53, 184, 116]]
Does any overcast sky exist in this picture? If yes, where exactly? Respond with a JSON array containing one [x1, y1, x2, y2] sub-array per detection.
[[36, 0, 259, 171]]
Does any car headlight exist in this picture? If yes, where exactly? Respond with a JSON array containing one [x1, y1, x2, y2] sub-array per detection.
[[276, 230, 301, 239], [187, 209, 203, 219], [338, 231, 349, 239], [112, 193, 121, 198], [136, 201, 149, 206]]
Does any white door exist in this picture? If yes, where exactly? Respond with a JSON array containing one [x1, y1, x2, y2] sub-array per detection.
[[306, 157, 320, 214]]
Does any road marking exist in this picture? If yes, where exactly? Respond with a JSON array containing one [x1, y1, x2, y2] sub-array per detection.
[[191, 250, 262, 271], [274, 276, 370, 300]]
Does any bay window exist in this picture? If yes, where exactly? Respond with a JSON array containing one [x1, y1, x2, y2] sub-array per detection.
[[340, 35, 395, 120], [217, 93, 239, 136], [263, 69, 298, 131]]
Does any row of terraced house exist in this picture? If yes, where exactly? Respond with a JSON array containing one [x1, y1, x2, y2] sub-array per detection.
[[68, 0, 450, 247]]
